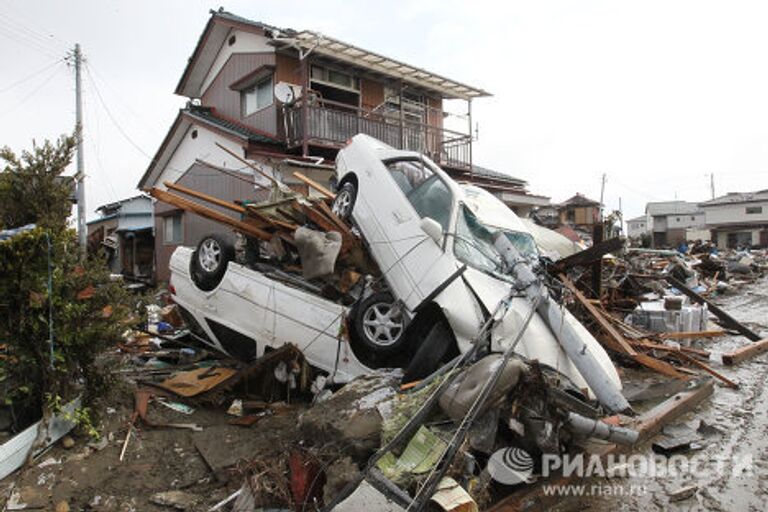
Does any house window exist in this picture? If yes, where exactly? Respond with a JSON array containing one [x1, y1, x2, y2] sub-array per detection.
[[746, 206, 763, 214], [241, 75, 273, 116], [164, 214, 183, 244]]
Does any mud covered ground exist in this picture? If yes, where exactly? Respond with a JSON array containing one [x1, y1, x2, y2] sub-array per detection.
[[0, 382, 307, 511], [556, 276, 768, 512], [2, 279, 767, 511]]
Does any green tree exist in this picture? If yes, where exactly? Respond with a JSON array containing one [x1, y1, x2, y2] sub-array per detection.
[[0, 133, 77, 231]]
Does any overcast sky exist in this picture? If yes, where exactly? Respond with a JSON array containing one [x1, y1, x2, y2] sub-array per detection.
[[2, 0, 768, 222]]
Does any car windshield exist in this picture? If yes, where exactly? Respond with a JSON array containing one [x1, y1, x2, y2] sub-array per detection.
[[453, 205, 538, 277]]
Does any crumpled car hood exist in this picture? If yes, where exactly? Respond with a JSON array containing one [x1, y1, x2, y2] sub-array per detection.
[[460, 267, 622, 397]]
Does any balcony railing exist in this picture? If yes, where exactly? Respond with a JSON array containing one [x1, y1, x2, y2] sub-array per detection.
[[284, 99, 472, 170]]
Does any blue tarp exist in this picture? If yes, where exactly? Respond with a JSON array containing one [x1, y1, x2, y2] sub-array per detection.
[[0, 223, 36, 241]]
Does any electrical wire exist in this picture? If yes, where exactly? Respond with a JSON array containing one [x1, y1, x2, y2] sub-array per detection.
[[83, 63, 153, 160], [85, 63, 163, 136], [0, 61, 63, 116], [0, 58, 63, 94]]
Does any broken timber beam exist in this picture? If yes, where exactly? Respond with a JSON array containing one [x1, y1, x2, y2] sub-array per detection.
[[722, 338, 768, 365], [658, 330, 727, 340], [633, 378, 715, 442], [559, 274, 636, 356], [163, 181, 245, 214], [149, 188, 271, 241], [553, 236, 624, 272], [665, 275, 761, 341], [292, 171, 335, 199], [671, 351, 738, 389]]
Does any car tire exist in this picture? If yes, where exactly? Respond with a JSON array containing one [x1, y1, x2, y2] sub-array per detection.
[[191, 234, 234, 291], [331, 181, 357, 222], [352, 292, 407, 355], [403, 320, 456, 383]]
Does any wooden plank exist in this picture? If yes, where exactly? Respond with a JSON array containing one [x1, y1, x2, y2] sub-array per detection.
[[316, 200, 353, 236], [631, 352, 691, 380], [672, 351, 739, 389], [292, 171, 335, 199], [559, 274, 637, 356], [631, 339, 710, 359], [722, 338, 768, 365], [553, 236, 625, 271], [244, 205, 299, 231], [633, 379, 715, 442], [590, 225, 604, 299], [149, 188, 272, 241], [163, 181, 245, 214], [215, 142, 281, 187], [665, 275, 761, 341], [658, 330, 727, 340]]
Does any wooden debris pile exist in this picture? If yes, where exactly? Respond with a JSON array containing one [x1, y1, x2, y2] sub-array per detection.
[[148, 155, 378, 302], [553, 236, 767, 390]]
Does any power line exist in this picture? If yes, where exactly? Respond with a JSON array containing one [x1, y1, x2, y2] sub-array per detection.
[[0, 14, 65, 59], [86, 63, 163, 136], [0, 3, 69, 49], [0, 58, 63, 94], [0, 61, 64, 116], [0, 23, 60, 59], [84, 64, 153, 160]]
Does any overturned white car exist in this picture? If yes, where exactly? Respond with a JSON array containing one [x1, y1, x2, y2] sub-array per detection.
[[170, 134, 623, 410]]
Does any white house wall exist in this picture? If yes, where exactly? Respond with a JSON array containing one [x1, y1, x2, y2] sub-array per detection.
[[666, 212, 705, 229], [703, 201, 768, 226], [157, 124, 252, 188], [200, 29, 274, 95]]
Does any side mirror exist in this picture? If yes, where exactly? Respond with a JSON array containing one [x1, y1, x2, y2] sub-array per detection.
[[420, 217, 443, 245]]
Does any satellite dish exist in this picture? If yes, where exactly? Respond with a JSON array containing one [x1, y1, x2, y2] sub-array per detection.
[[274, 82, 302, 103]]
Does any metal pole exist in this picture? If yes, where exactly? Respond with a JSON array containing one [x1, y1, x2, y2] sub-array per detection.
[[710, 173, 715, 199], [300, 56, 309, 157], [467, 98, 473, 179], [74, 43, 86, 254], [598, 172, 606, 222]]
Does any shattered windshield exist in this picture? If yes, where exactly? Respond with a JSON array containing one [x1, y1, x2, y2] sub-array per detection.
[[453, 205, 539, 277]]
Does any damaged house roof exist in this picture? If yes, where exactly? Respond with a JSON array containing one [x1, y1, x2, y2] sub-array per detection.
[[176, 9, 491, 101], [559, 193, 601, 208]]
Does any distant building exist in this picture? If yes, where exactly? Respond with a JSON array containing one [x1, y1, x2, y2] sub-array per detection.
[[699, 190, 768, 248], [645, 201, 705, 248], [87, 195, 154, 282], [626, 214, 651, 239], [558, 193, 601, 231]]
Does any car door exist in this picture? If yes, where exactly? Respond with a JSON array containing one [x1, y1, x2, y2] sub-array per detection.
[[355, 155, 460, 311]]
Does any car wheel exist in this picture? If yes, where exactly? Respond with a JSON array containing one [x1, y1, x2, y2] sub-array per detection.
[[403, 320, 456, 383], [191, 234, 234, 291], [331, 181, 356, 222], [353, 292, 406, 355]]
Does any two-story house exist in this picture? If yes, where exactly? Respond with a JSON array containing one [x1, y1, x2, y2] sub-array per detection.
[[645, 201, 706, 248], [138, 9, 544, 281], [558, 193, 601, 231], [699, 190, 768, 248]]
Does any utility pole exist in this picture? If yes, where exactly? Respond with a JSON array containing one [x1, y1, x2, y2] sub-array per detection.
[[710, 173, 715, 200], [72, 44, 86, 254], [598, 173, 606, 221]]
